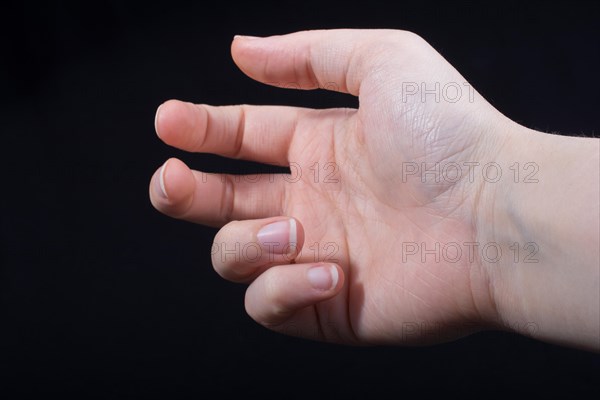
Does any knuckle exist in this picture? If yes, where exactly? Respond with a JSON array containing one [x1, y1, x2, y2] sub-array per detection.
[[213, 220, 242, 243], [396, 29, 426, 45], [220, 175, 235, 223], [367, 29, 428, 54], [262, 270, 283, 305], [244, 277, 288, 326]]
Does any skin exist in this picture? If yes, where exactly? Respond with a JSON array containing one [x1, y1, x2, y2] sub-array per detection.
[[149, 30, 599, 351]]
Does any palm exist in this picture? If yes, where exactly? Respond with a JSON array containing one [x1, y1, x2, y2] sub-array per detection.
[[285, 76, 494, 343]]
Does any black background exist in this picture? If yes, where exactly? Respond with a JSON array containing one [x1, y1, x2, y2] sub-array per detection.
[[1, 1, 599, 398]]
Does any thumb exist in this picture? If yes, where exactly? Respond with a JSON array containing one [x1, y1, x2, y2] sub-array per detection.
[[231, 29, 408, 95]]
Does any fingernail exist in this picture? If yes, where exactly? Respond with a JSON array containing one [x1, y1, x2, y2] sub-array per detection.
[[234, 35, 261, 41], [154, 103, 163, 137], [257, 218, 297, 254], [157, 160, 169, 199], [307, 264, 339, 291]]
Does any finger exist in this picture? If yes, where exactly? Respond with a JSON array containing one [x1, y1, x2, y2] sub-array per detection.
[[245, 262, 344, 329], [231, 29, 410, 95], [211, 217, 305, 283], [149, 158, 286, 226], [155, 100, 308, 166]]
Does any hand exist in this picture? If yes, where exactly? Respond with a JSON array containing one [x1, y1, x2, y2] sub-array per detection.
[[149, 30, 599, 349]]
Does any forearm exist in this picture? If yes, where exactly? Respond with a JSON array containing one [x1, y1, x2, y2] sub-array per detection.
[[480, 122, 600, 351]]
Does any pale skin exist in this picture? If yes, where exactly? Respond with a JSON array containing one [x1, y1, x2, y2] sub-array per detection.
[[149, 30, 600, 351]]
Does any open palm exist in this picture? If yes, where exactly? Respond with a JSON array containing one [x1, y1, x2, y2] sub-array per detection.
[[150, 30, 509, 344]]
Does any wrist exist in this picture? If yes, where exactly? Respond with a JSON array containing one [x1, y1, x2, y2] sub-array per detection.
[[476, 121, 600, 350]]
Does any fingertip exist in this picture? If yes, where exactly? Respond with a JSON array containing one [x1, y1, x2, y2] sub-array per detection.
[[330, 264, 342, 291], [155, 100, 203, 149], [162, 157, 195, 204], [233, 34, 262, 41], [230, 36, 268, 78], [158, 158, 169, 198], [307, 263, 343, 292], [150, 160, 167, 203], [154, 102, 162, 138], [289, 217, 305, 255], [244, 262, 344, 327], [150, 158, 195, 217], [155, 100, 179, 140], [230, 38, 248, 72]]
